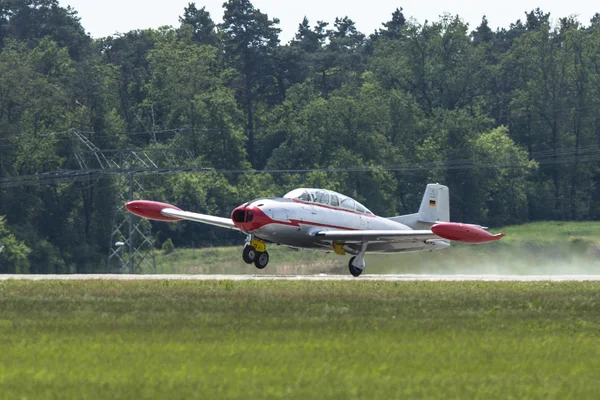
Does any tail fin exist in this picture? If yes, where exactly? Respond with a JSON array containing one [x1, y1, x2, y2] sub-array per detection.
[[388, 184, 450, 228], [417, 183, 449, 223]]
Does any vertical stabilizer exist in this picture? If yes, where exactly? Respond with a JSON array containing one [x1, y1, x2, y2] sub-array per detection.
[[388, 184, 450, 228], [417, 183, 449, 223]]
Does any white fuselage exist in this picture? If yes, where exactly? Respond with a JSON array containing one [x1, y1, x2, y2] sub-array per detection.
[[237, 198, 449, 254]]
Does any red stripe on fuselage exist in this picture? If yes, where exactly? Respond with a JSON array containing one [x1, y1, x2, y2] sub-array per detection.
[[280, 219, 358, 231], [234, 203, 360, 233], [246, 216, 358, 233]]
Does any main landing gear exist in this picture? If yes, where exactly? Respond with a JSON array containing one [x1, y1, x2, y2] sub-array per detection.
[[348, 257, 364, 277], [242, 239, 269, 270], [348, 243, 368, 277]]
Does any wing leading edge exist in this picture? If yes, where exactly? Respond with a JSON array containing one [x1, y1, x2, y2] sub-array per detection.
[[161, 208, 238, 230]]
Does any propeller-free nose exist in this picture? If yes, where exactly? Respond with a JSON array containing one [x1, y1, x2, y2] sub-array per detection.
[[231, 204, 247, 225], [231, 203, 265, 232]]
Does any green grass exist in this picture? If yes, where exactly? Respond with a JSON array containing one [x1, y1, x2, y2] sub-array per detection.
[[155, 221, 600, 275], [1, 280, 600, 399], [155, 245, 340, 274], [498, 221, 600, 245]]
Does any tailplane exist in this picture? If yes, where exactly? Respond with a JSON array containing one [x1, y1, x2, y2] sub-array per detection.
[[389, 184, 450, 229]]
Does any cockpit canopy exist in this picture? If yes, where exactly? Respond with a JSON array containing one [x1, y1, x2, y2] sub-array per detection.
[[284, 188, 373, 215]]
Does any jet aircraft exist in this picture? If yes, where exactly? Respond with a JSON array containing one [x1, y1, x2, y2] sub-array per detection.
[[126, 184, 504, 277]]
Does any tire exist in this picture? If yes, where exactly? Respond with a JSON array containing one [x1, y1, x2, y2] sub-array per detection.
[[242, 246, 256, 264], [254, 251, 269, 269], [348, 256, 363, 277]]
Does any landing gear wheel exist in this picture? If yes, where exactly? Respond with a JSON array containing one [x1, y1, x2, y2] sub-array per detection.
[[348, 256, 363, 277], [242, 246, 256, 264], [254, 251, 269, 269]]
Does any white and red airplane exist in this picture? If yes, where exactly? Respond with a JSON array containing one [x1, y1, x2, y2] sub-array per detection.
[[126, 184, 504, 277]]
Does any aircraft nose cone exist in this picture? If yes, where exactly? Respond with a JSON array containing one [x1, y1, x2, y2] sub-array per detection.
[[231, 203, 267, 233], [231, 204, 247, 230]]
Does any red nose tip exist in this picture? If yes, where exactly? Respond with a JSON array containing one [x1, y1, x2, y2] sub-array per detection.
[[231, 204, 266, 232], [231, 205, 247, 231]]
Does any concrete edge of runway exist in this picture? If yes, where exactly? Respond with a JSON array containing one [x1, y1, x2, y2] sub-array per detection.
[[2, 274, 600, 281]]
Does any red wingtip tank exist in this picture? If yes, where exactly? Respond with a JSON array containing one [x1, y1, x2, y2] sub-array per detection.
[[126, 200, 183, 222], [431, 222, 505, 244]]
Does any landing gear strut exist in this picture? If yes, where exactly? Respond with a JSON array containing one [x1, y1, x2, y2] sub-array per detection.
[[243, 238, 269, 270]]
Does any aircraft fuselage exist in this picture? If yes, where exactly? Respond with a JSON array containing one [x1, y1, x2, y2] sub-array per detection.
[[231, 198, 449, 254]]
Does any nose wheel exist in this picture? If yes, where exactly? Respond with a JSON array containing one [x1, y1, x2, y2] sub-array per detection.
[[242, 245, 257, 264], [254, 251, 269, 269], [242, 239, 269, 270]]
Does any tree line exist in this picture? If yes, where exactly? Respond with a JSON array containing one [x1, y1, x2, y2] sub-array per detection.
[[1, 0, 599, 272]]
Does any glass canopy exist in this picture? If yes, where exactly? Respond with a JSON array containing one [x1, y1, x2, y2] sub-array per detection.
[[284, 188, 373, 215]]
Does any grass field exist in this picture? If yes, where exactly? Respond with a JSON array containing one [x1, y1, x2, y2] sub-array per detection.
[[155, 221, 600, 275], [1, 280, 600, 399]]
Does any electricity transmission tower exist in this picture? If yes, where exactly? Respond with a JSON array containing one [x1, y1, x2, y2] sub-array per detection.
[[71, 130, 206, 273], [0, 129, 211, 274]]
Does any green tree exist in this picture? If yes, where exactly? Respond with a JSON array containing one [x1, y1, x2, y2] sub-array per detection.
[[219, 0, 281, 167], [470, 126, 537, 225], [369, 15, 487, 113], [0, 0, 91, 59], [145, 28, 247, 168], [100, 29, 158, 136], [0, 216, 31, 273], [179, 3, 218, 46], [379, 8, 407, 40]]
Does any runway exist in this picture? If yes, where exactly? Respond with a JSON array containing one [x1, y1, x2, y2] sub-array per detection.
[[2, 274, 600, 281]]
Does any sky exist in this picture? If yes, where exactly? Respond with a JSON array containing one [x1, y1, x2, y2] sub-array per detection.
[[60, 0, 598, 43]]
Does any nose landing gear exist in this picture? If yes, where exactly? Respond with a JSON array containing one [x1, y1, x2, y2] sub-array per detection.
[[242, 238, 269, 270], [254, 251, 269, 269], [242, 246, 257, 264]]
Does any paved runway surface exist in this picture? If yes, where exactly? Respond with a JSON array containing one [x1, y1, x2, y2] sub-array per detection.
[[2, 274, 600, 281]]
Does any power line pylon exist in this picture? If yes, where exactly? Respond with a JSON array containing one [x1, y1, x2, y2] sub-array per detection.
[[71, 131, 199, 274], [108, 172, 155, 273], [70, 131, 153, 272], [0, 130, 210, 273]]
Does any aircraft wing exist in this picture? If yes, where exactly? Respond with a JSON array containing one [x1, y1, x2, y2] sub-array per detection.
[[315, 223, 505, 244], [161, 208, 239, 230], [314, 230, 440, 243], [126, 200, 239, 231]]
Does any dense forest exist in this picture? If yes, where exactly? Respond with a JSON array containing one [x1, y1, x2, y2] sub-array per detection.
[[1, 0, 599, 272]]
